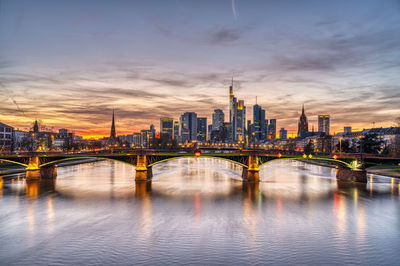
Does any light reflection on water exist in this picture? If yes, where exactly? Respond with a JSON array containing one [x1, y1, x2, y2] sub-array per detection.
[[0, 158, 399, 265]]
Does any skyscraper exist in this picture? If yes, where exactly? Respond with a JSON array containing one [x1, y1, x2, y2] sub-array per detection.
[[253, 104, 266, 141], [212, 109, 224, 131], [179, 112, 197, 143], [173, 121, 180, 140], [298, 105, 309, 138], [197, 117, 207, 141], [229, 79, 246, 142], [236, 100, 246, 143], [268, 119, 276, 140], [318, 115, 330, 135], [160, 117, 173, 137], [110, 109, 116, 140]]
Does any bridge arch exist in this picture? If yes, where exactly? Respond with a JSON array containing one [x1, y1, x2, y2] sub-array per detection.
[[147, 154, 248, 168], [0, 158, 29, 168], [39, 155, 137, 168], [257, 156, 354, 169]]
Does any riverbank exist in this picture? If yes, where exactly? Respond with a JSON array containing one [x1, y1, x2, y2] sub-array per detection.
[[0, 158, 104, 176], [297, 159, 400, 178]]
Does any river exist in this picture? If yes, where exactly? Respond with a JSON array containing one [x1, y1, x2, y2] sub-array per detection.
[[0, 158, 399, 265]]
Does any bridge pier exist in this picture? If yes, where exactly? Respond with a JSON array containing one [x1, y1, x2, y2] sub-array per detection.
[[336, 168, 367, 183], [26, 165, 57, 180], [135, 155, 152, 181], [242, 155, 260, 182]]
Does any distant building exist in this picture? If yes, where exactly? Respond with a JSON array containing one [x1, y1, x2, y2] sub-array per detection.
[[207, 124, 213, 141], [0, 122, 14, 151], [344, 126, 352, 134], [160, 117, 173, 137], [333, 127, 399, 154], [298, 105, 309, 138], [253, 104, 266, 141], [280, 128, 287, 140], [212, 109, 224, 131], [229, 79, 246, 142], [58, 128, 69, 138], [268, 119, 277, 140], [173, 121, 180, 140], [179, 112, 197, 143], [318, 115, 330, 135], [133, 133, 141, 147], [197, 117, 207, 142]]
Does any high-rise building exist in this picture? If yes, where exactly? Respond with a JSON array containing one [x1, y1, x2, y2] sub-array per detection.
[[253, 104, 266, 141], [318, 115, 330, 135], [236, 100, 246, 143], [208, 125, 213, 140], [197, 117, 207, 141], [268, 119, 277, 140], [212, 109, 225, 131], [229, 79, 246, 142], [160, 117, 173, 137], [173, 121, 180, 140], [298, 105, 309, 138], [280, 128, 287, 140], [179, 112, 197, 143]]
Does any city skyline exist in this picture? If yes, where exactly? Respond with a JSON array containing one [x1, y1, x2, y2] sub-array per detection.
[[1, 0, 400, 138]]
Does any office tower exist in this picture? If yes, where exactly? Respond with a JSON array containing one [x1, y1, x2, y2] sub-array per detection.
[[173, 121, 180, 140], [253, 104, 266, 141], [160, 117, 173, 137], [197, 117, 207, 141], [212, 109, 225, 131], [280, 128, 287, 140], [236, 100, 246, 143], [229, 79, 246, 142], [318, 115, 330, 135], [179, 112, 197, 143], [268, 119, 276, 140], [298, 105, 309, 138]]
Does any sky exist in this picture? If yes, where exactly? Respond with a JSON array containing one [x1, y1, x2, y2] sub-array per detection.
[[0, 0, 399, 138]]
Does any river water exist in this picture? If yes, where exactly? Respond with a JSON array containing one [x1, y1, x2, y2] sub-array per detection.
[[0, 158, 399, 265]]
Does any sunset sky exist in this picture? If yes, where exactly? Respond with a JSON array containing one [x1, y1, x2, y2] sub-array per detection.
[[1, 0, 399, 138]]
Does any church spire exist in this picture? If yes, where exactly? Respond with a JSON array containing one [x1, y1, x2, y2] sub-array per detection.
[[302, 104, 305, 115], [110, 109, 116, 140], [33, 120, 39, 133]]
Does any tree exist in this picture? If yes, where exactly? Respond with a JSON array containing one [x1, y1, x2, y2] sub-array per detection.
[[336, 139, 355, 153], [20, 135, 36, 152], [357, 133, 383, 154], [304, 140, 314, 154]]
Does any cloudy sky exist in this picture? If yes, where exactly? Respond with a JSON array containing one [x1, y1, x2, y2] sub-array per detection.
[[0, 0, 399, 138]]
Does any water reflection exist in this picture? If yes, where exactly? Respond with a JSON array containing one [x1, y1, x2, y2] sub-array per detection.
[[0, 159, 399, 265]]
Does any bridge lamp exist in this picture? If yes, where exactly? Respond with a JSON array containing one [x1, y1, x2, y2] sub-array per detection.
[[277, 153, 282, 158], [303, 154, 307, 158], [195, 151, 201, 157], [333, 155, 338, 160], [308, 154, 313, 159]]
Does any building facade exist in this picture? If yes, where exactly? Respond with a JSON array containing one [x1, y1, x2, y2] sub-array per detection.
[[0, 122, 14, 151], [160, 117, 173, 137], [318, 115, 330, 135], [197, 117, 207, 142]]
